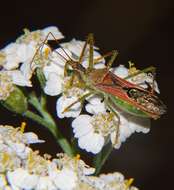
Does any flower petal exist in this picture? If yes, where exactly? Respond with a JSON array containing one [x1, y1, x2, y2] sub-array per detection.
[[7, 70, 32, 87], [112, 65, 129, 78], [7, 168, 39, 189], [42, 26, 64, 40], [52, 168, 77, 190], [72, 115, 93, 138], [44, 73, 63, 96], [78, 132, 104, 154], [56, 96, 82, 118]]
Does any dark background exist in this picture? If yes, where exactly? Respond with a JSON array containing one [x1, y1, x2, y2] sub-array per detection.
[[0, 0, 173, 189]]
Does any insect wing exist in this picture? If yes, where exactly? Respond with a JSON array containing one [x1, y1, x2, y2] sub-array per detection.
[[95, 71, 166, 119]]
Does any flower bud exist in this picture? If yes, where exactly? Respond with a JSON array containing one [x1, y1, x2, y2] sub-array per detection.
[[1, 86, 27, 114], [36, 68, 46, 89]]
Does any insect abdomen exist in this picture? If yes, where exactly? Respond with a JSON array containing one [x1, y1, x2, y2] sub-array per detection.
[[109, 95, 151, 118]]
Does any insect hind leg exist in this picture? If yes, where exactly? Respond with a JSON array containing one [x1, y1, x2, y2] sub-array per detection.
[[104, 95, 120, 146]]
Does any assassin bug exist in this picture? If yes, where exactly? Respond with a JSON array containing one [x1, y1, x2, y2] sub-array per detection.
[[32, 32, 166, 122]]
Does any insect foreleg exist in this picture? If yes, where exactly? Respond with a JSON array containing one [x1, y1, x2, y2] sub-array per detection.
[[87, 33, 94, 71], [62, 92, 92, 114], [78, 34, 93, 65]]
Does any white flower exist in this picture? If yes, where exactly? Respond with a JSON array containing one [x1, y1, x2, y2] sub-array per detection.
[[85, 95, 106, 115], [112, 64, 129, 78], [2, 41, 36, 71], [8, 142, 31, 159], [56, 77, 86, 118], [43, 61, 64, 78], [42, 47, 72, 96], [36, 47, 72, 96], [0, 26, 64, 89], [7, 168, 39, 189], [36, 176, 57, 190], [44, 72, 63, 96], [72, 114, 108, 154], [16, 41, 36, 63], [0, 124, 138, 190], [17, 26, 64, 45], [112, 64, 160, 93], [52, 168, 78, 190], [100, 172, 124, 183], [57, 95, 82, 118], [20, 61, 33, 82], [61, 38, 105, 68], [2, 43, 21, 70], [98, 172, 137, 190], [42, 26, 64, 40], [61, 38, 90, 58], [24, 132, 45, 144], [48, 47, 72, 67], [72, 111, 150, 154], [7, 69, 32, 87], [85, 101, 106, 115]]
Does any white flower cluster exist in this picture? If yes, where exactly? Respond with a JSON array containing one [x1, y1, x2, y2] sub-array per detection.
[[0, 26, 64, 100], [0, 26, 159, 154], [0, 124, 138, 190]]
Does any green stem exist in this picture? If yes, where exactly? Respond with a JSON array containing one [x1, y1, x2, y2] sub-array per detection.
[[94, 143, 113, 175], [28, 93, 55, 126], [23, 110, 75, 157]]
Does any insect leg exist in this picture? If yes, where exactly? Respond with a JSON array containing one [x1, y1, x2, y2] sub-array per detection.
[[43, 32, 72, 61], [62, 92, 92, 114], [87, 33, 94, 70], [124, 66, 156, 80], [149, 69, 156, 94], [30, 32, 53, 70], [93, 50, 118, 64], [78, 34, 93, 65], [104, 95, 120, 146], [108, 104, 120, 146], [125, 66, 157, 93], [106, 50, 118, 70], [99, 50, 118, 83]]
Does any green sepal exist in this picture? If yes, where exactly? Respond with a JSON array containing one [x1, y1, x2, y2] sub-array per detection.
[[36, 68, 46, 89], [0, 86, 27, 114]]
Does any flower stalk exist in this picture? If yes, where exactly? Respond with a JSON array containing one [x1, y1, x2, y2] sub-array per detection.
[[24, 93, 75, 157], [93, 143, 113, 175]]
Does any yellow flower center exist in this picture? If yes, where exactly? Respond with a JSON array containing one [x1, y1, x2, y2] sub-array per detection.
[[92, 113, 118, 136]]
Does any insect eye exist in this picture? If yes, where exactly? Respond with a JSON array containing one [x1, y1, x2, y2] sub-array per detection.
[[127, 88, 138, 98]]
